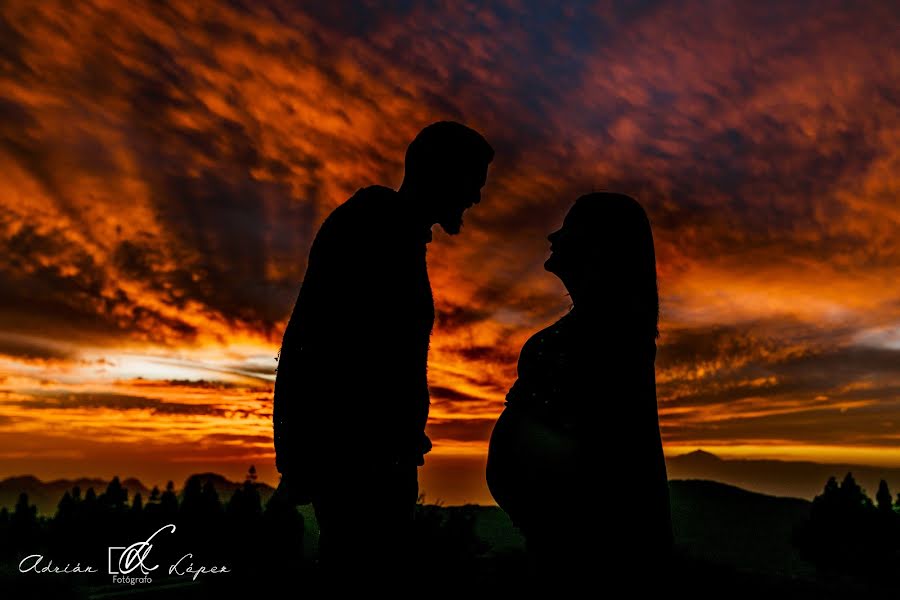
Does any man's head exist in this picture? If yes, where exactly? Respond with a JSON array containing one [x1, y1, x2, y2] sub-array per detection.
[[401, 121, 494, 235]]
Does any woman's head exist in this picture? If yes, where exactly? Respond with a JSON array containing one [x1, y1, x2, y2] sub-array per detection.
[[544, 192, 659, 338]]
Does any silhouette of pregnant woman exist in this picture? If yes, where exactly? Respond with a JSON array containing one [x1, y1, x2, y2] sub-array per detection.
[[486, 192, 673, 589]]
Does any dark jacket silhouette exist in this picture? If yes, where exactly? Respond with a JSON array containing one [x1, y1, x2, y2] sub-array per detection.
[[274, 185, 435, 481], [486, 192, 673, 587]]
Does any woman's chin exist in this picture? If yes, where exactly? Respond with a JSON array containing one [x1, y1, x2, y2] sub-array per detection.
[[543, 256, 556, 272]]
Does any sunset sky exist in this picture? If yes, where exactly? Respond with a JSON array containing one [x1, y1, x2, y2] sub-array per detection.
[[1, 1, 898, 504]]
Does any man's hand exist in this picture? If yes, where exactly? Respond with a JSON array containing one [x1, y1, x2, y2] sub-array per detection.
[[276, 472, 313, 506], [415, 432, 433, 466]]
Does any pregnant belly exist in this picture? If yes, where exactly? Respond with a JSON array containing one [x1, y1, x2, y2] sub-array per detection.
[[486, 405, 579, 523]]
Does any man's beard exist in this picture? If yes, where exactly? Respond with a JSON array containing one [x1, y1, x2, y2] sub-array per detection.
[[438, 211, 464, 235], [544, 250, 562, 273]]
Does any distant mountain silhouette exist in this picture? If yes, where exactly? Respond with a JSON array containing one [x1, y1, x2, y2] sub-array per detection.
[[675, 449, 723, 465], [668, 450, 900, 500], [0, 475, 149, 516], [183, 472, 271, 497], [0, 473, 276, 515]]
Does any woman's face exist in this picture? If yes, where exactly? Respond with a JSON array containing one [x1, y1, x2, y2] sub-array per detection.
[[543, 209, 595, 288], [545, 195, 655, 313]]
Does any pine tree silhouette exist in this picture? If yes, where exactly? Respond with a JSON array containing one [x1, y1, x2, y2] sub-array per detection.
[[10, 493, 39, 553], [159, 481, 178, 523], [56, 490, 75, 521], [223, 466, 265, 570], [101, 476, 128, 511], [795, 472, 897, 576], [876, 480, 892, 513]]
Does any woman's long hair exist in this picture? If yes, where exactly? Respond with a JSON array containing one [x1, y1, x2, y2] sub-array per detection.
[[568, 192, 660, 341]]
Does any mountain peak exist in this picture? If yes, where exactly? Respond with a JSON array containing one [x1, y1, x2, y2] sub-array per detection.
[[0, 475, 43, 487], [679, 449, 723, 462]]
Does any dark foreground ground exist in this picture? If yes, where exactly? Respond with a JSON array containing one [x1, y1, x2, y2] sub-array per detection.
[[0, 479, 886, 598]]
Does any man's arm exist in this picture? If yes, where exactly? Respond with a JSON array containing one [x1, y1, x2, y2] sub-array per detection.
[[339, 211, 432, 464], [272, 299, 302, 476], [272, 209, 342, 477]]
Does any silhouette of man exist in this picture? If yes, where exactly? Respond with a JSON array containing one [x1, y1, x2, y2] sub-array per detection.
[[273, 122, 493, 579]]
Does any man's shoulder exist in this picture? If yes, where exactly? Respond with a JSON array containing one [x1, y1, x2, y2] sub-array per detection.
[[314, 186, 396, 240], [335, 185, 397, 216]]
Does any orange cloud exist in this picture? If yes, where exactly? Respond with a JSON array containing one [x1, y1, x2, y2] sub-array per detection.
[[0, 0, 897, 502]]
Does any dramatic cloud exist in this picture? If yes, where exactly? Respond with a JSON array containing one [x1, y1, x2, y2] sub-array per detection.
[[0, 0, 897, 502]]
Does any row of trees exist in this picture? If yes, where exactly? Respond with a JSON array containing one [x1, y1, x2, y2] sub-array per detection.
[[794, 473, 900, 575], [0, 466, 487, 586], [0, 466, 305, 575]]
